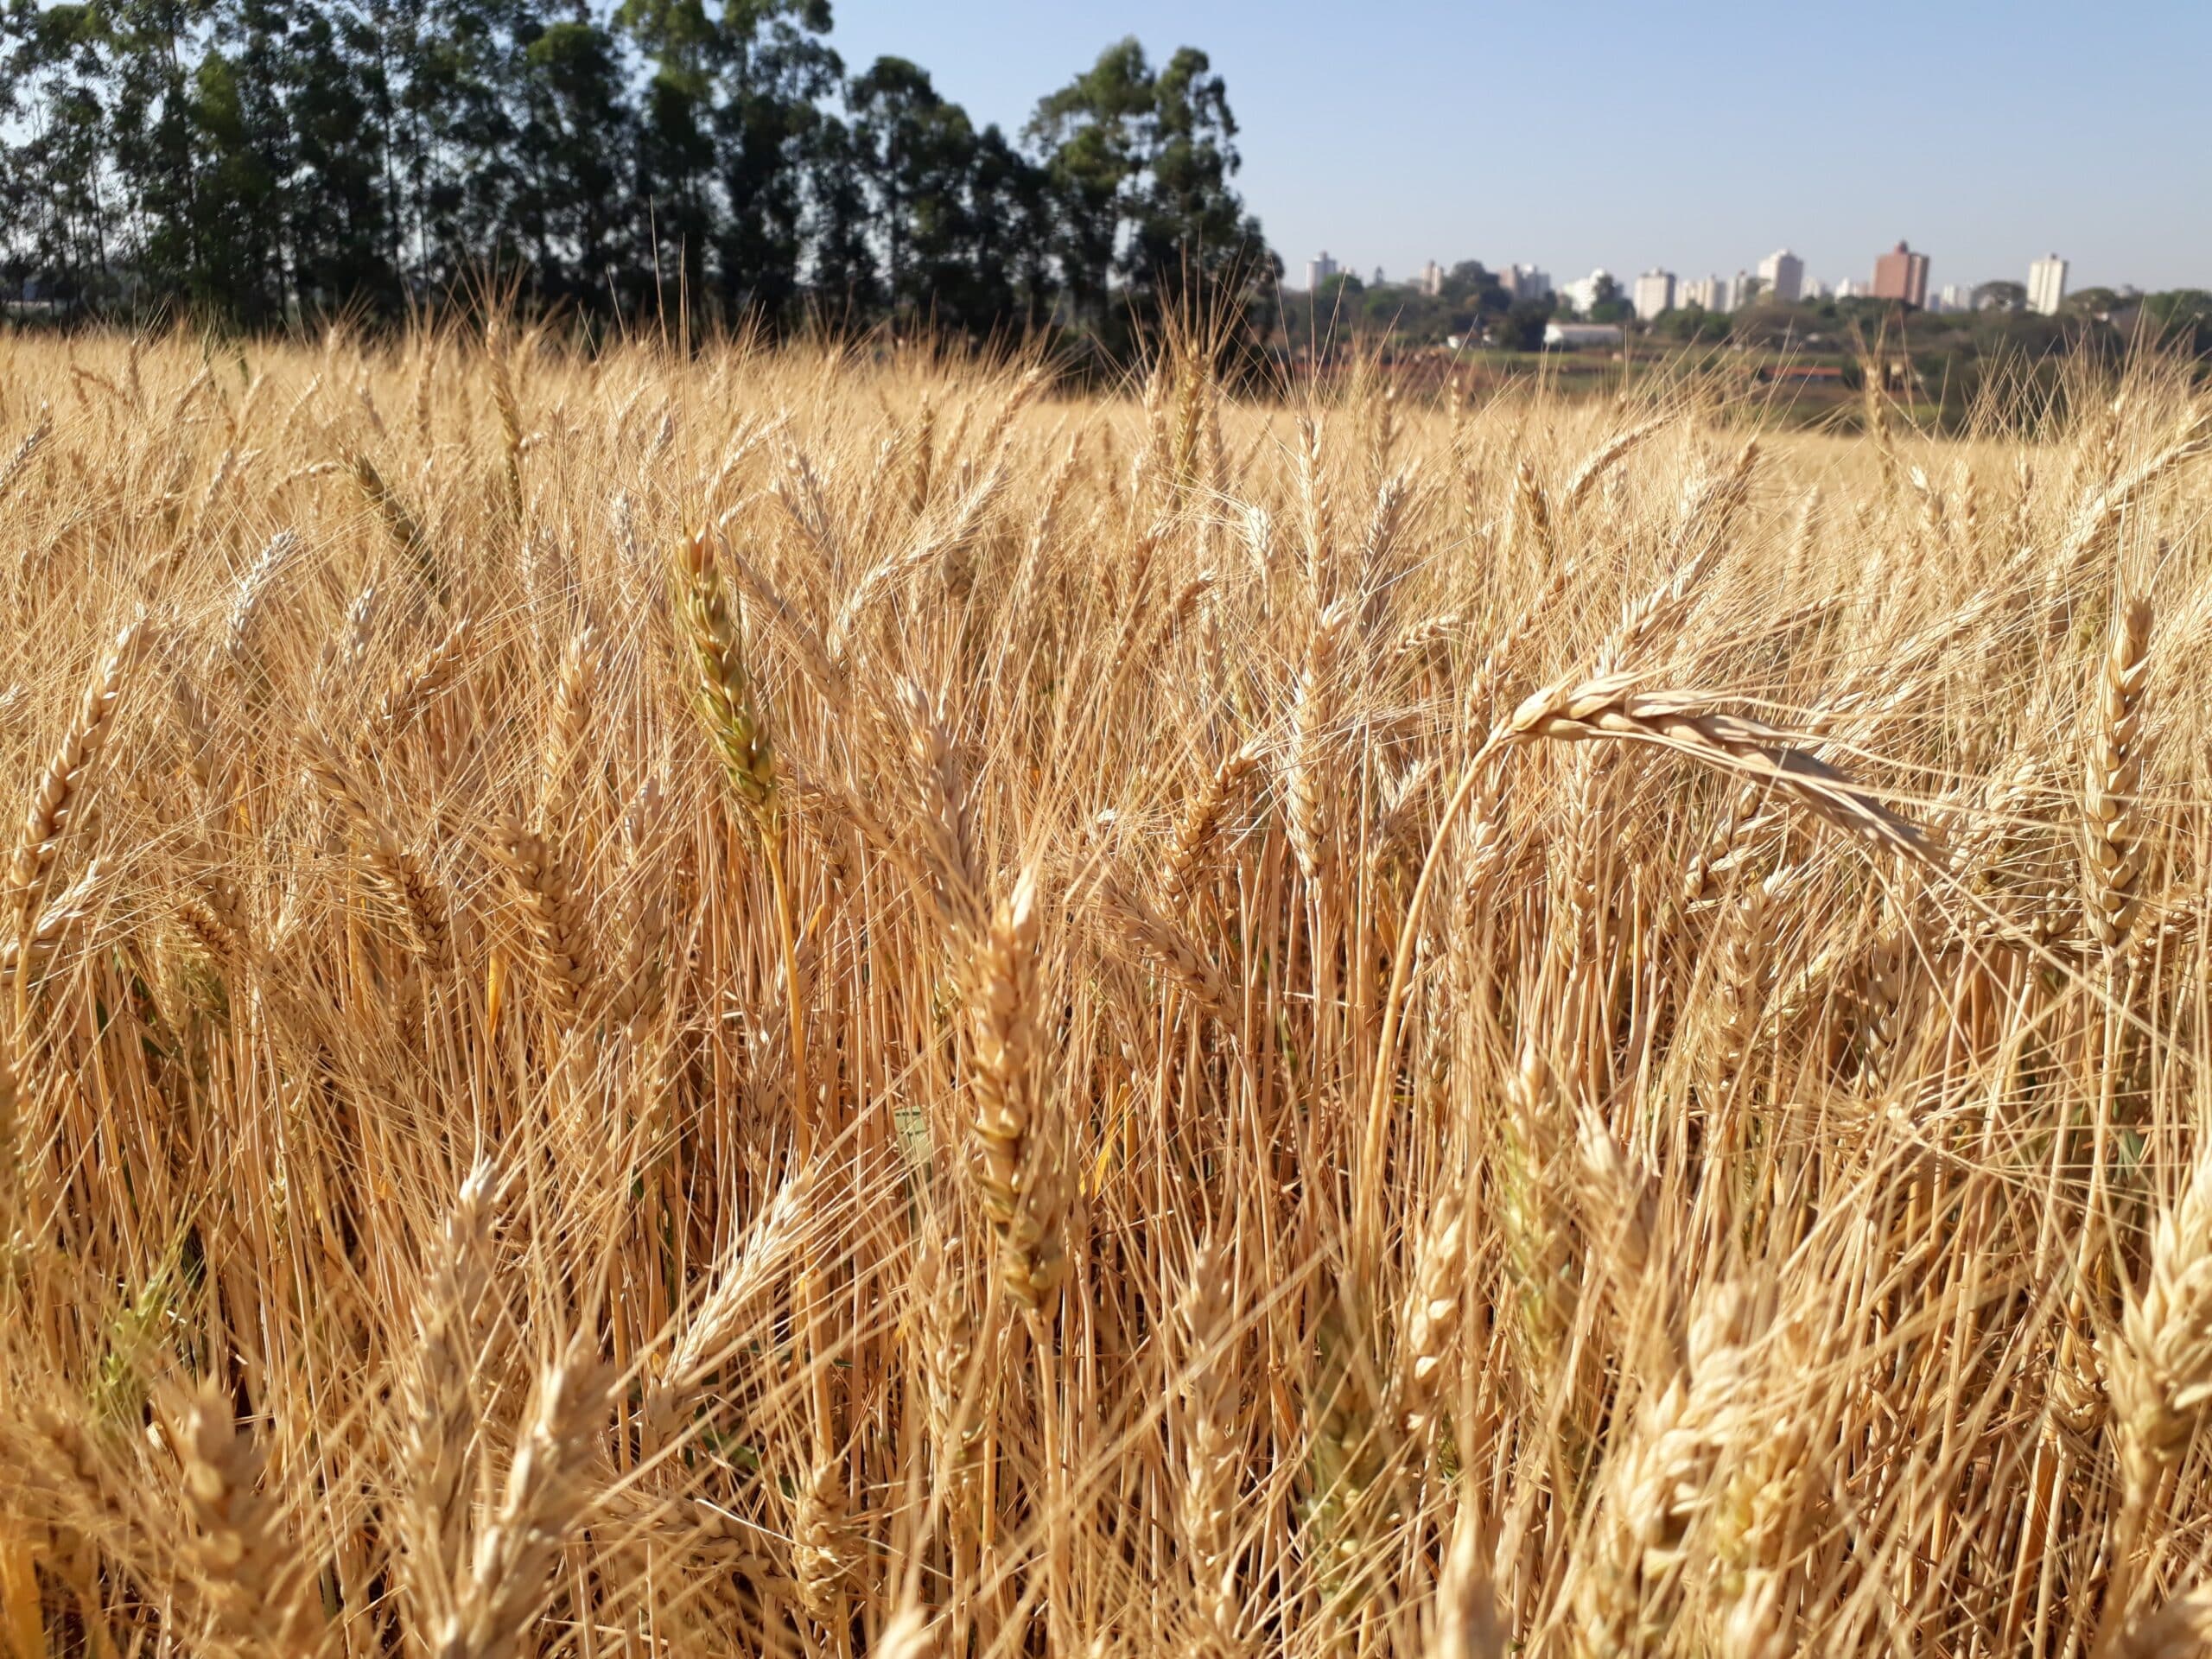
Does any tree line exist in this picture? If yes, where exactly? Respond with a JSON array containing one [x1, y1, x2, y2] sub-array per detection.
[[0, 0, 1279, 353]]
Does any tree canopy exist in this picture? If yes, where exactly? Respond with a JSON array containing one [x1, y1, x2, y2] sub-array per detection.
[[0, 2, 1276, 353]]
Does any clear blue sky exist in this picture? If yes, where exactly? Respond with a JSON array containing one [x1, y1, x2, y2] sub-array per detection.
[[825, 0, 2211, 295]]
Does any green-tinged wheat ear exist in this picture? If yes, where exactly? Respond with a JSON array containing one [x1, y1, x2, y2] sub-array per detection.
[[348, 447, 443, 601], [1303, 1283, 1395, 1616]]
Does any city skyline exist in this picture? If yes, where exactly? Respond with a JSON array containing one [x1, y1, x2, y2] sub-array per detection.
[[827, 0, 2212, 295], [1287, 242, 2102, 315]]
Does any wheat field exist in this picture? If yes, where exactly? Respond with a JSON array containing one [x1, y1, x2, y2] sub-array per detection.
[[0, 326, 2209, 1658]]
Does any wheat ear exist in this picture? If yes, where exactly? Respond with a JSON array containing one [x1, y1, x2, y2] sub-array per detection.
[[1395, 1185, 1467, 1437], [2083, 594, 2152, 951], [1160, 741, 1263, 916], [361, 612, 475, 753], [222, 529, 304, 676], [0, 410, 54, 502], [1287, 599, 1353, 887], [967, 872, 1068, 1313], [300, 727, 452, 973], [1562, 413, 1669, 510], [1174, 1239, 1243, 1649], [651, 1174, 810, 1428], [677, 531, 775, 813], [490, 817, 591, 1016], [167, 1380, 319, 1651], [1506, 677, 1934, 864], [2107, 1150, 2212, 1500], [397, 1160, 498, 1640], [8, 621, 144, 961], [440, 1335, 610, 1659], [1511, 456, 1557, 569]]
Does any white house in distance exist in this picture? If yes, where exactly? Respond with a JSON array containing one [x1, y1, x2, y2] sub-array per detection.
[[1758, 248, 1804, 303], [1632, 270, 1676, 321], [1544, 321, 1625, 350], [2029, 254, 2069, 315]]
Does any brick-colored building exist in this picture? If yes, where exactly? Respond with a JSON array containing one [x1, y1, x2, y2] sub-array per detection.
[[1872, 240, 1930, 308]]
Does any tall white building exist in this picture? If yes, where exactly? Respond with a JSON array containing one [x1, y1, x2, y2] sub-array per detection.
[[1564, 268, 1616, 312], [1679, 275, 1725, 310], [1758, 248, 1805, 303], [1936, 283, 1976, 313], [1803, 278, 1833, 302], [1305, 251, 1338, 291], [1416, 259, 1445, 297], [2029, 254, 2069, 316], [1725, 270, 1759, 311], [1502, 264, 1553, 302], [1834, 277, 1868, 299], [1632, 269, 1676, 321]]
